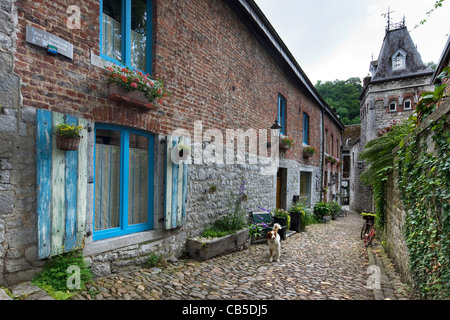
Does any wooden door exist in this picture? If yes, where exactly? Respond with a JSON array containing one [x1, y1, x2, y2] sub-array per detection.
[[276, 176, 281, 209]]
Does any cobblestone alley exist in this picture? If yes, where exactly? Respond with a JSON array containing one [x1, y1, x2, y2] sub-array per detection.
[[70, 210, 410, 301]]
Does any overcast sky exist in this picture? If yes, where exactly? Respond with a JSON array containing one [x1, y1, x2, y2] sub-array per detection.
[[254, 0, 450, 85]]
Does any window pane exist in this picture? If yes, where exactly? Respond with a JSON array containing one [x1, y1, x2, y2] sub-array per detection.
[[102, 0, 123, 62], [303, 113, 309, 144], [128, 134, 149, 225], [95, 129, 121, 231], [131, 0, 147, 71]]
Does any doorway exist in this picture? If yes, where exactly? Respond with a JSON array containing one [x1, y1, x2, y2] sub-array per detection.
[[300, 171, 311, 206], [276, 168, 287, 210]]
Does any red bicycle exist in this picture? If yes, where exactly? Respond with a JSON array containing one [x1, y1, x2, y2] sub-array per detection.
[[361, 214, 376, 247]]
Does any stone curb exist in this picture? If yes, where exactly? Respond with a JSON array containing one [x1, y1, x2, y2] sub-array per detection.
[[366, 244, 411, 300]]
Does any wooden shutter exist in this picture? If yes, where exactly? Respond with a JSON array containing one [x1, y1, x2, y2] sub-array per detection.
[[164, 135, 189, 229], [36, 109, 88, 259]]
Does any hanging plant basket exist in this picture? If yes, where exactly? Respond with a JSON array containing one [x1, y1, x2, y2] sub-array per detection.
[[56, 134, 81, 151]]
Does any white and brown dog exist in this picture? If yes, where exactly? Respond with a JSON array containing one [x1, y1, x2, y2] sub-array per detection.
[[267, 223, 281, 262]]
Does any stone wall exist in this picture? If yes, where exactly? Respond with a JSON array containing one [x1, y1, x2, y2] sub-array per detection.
[[0, 0, 43, 286], [383, 169, 410, 282], [383, 100, 450, 284]]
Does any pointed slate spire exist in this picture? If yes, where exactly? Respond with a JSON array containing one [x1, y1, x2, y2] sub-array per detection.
[[370, 23, 433, 82]]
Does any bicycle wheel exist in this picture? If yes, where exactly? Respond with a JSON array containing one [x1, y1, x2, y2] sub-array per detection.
[[364, 229, 375, 247], [361, 222, 368, 240]]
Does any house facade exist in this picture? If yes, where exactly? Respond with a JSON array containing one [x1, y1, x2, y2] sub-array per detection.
[[350, 22, 434, 213], [0, 0, 343, 285]]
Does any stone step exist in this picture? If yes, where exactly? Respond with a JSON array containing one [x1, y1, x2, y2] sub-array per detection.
[[0, 288, 13, 300], [8, 281, 54, 300]]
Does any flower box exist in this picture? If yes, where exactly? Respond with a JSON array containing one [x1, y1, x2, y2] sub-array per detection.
[[303, 145, 316, 158], [303, 149, 313, 158], [279, 142, 291, 151], [107, 83, 157, 110], [186, 229, 249, 261]]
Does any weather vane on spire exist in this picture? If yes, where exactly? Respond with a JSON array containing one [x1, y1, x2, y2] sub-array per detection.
[[381, 7, 406, 32]]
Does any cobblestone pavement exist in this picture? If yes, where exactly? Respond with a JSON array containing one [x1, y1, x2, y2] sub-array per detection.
[[69, 210, 411, 301]]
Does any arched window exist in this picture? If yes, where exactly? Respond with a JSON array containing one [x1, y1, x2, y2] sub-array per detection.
[[404, 98, 412, 110], [389, 100, 397, 112]]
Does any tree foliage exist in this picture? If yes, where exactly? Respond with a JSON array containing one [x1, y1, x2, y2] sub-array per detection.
[[315, 77, 362, 125]]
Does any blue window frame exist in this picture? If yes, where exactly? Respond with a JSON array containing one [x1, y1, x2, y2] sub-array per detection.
[[278, 95, 287, 135], [93, 124, 154, 240], [303, 112, 309, 144], [100, 0, 153, 73]]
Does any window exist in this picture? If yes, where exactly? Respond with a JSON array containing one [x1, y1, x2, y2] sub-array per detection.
[[300, 172, 312, 207], [331, 134, 334, 156], [404, 99, 412, 110], [303, 112, 309, 144], [392, 49, 407, 71], [278, 95, 287, 135], [389, 100, 397, 112], [100, 0, 153, 73], [94, 125, 154, 240], [325, 129, 328, 154]]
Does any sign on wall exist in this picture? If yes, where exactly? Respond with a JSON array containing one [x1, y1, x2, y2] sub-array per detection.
[[25, 25, 73, 59]]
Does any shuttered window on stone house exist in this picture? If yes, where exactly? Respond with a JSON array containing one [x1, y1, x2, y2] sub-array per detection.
[[36, 110, 88, 259], [93, 124, 154, 241]]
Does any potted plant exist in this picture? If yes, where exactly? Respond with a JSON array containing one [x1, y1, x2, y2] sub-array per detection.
[[303, 145, 316, 158], [329, 201, 342, 220], [272, 208, 291, 229], [248, 223, 264, 244], [289, 202, 306, 232], [325, 155, 333, 163], [55, 123, 84, 151], [313, 202, 331, 222], [279, 135, 294, 151], [104, 64, 169, 110]]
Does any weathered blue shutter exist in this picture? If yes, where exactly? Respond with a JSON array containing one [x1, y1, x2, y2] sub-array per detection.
[[36, 109, 88, 259], [164, 135, 189, 229]]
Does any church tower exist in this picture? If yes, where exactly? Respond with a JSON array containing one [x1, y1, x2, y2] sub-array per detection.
[[349, 18, 434, 213]]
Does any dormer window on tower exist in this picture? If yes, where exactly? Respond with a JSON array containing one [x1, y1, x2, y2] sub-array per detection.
[[392, 49, 407, 71]]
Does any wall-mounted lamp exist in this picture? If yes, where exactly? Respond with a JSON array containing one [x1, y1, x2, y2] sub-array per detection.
[[270, 120, 282, 130], [358, 161, 364, 169], [267, 120, 282, 148]]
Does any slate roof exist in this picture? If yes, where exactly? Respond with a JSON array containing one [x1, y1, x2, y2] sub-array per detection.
[[370, 26, 433, 82]]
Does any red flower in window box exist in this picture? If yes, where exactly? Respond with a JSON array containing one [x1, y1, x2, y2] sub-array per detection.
[[105, 64, 169, 110]]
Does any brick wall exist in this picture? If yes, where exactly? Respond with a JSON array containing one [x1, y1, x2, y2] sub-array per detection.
[[14, 0, 329, 164], [322, 112, 342, 202]]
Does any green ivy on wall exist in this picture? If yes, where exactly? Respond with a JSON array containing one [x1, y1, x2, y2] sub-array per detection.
[[396, 66, 450, 299]]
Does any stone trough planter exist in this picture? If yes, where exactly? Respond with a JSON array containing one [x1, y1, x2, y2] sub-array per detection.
[[186, 229, 249, 261]]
